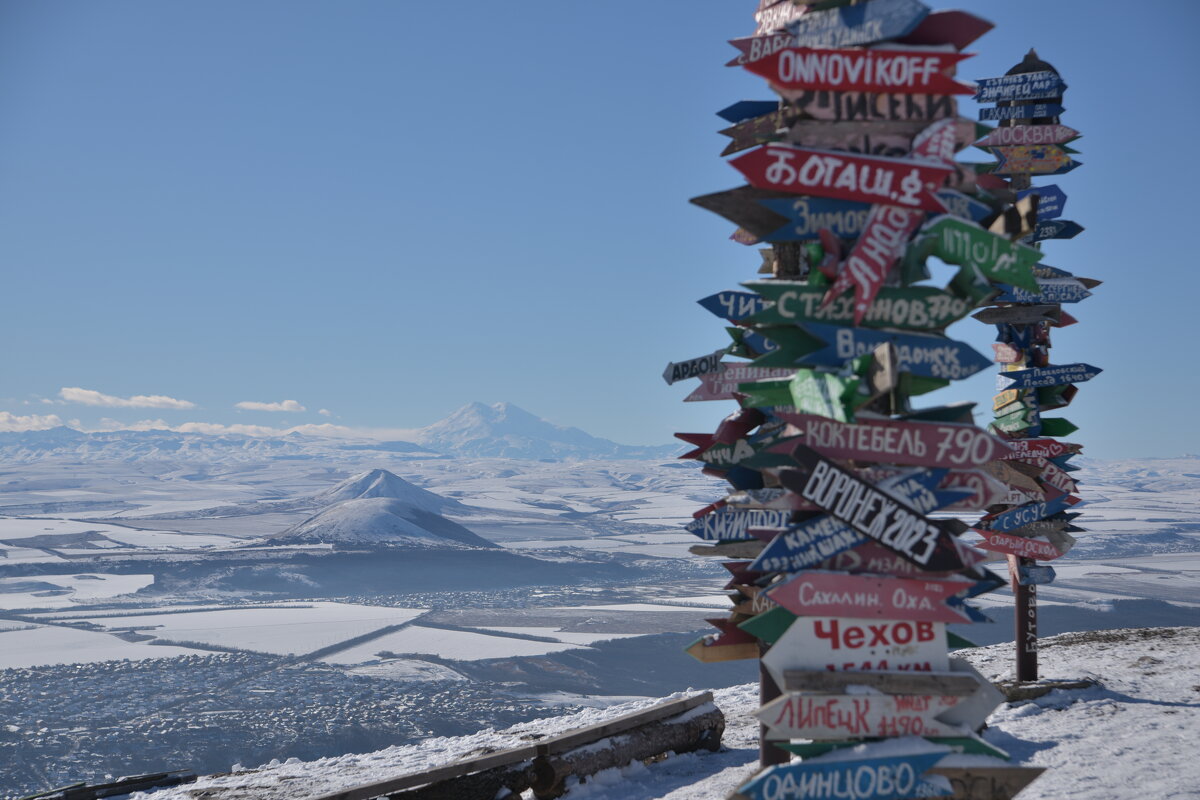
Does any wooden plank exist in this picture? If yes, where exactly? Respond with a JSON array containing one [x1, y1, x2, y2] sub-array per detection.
[[744, 47, 972, 95], [767, 571, 972, 624], [929, 766, 1046, 800], [538, 693, 714, 757], [782, 667, 981, 695], [756, 692, 966, 739]]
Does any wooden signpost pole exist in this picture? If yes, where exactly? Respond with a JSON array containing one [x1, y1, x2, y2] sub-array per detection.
[[972, 50, 1095, 684]]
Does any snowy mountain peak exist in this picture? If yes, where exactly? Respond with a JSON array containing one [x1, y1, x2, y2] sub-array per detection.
[[272, 497, 496, 549], [315, 468, 452, 513], [413, 402, 676, 460]]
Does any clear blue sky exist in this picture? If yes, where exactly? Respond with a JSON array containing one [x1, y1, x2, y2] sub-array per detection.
[[0, 0, 1195, 459]]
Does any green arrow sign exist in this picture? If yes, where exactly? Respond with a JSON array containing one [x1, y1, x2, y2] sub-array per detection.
[[744, 281, 975, 331], [918, 216, 1041, 291]]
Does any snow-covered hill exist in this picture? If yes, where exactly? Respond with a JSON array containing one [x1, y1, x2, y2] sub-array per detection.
[[134, 626, 1200, 800], [411, 402, 678, 460], [314, 468, 458, 513], [271, 497, 496, 549]]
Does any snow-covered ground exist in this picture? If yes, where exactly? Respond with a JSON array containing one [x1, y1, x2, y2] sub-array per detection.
[[133, 626, 1200, 800]]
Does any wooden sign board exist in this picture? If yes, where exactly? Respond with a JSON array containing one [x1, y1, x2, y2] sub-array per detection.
[[999, 438, 1081, 460], [998, 362, 1101, 390], [776, 412, 1012, 468], [729, 0, 930, 65], [767, 570, 972, 623], [730, 143, 951, 211], [977, 529, 1064, 561], [778, 90, 957, 123], [972, 304, 1060, 326], [744, 47, 972, 95], [929, 766, 1045, 800], [762, 614, 949, 689], [981, 494, 1079, 533], [993, 278, 1090, 305], [974, 123, 1078, 147], [756, 196, 873, 240], [896, 8, 993, 50], [756, 692, 966, 739], [1021, 218, 1085, 242], [823, 204, 926, 323], [798, 322, 992, 380], [979, 102, 1064, 121], [919, 216, 1042, 291], [783, 446, 967, 571], [689, 185, 792, 237], [782, 668, 980, 696], [989, 145, 1080, 176], [717, 100, 781, 124], [1016, 183, 1067, 220], [662, 349, 726, 385], [685, 364, 796, 402], [697, 290, 768, 321], [746, 281, 975, 331], [738, 751, 950, 800], [685, 507, 793, 541], [785, 117, 978, 158], [974, 71, 1067, 103]]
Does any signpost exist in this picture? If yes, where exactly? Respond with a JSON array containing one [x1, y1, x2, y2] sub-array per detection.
[[670, 9, 1062, 797]]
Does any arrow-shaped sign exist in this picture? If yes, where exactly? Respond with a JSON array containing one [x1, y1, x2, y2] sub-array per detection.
[[973, 304, 1061, 326], [981, 494, 1081, 533], [918, 216, 1041, 292], [896, 8, 993, 50], [717, 99, 781, 124], [745, 46, 972, 95], [999, 438, 1082, 460], [745, 281, 974, 331], [685, 507, 793, 541], [974, 123, 1079, 148], [782, 445, 969, 571], [756, 692, 968, 740], [1017, 184, 1067, 220], [999, 363, 1102, 389], [977, 529, 1066, 561], [767, 571, 973, 623], [989, 145, 1080, 176], [697, 290, 769, 321], [1017, 563, 1057, 586], [662, 349, 727, 385], [736, 749, 951, 800], [979, 102, 1064, 121], [755, 196, 873, 241], [777, 412, 1012, 468], [729, 143, 952, 211], [974, 70, 1067, 103], [685, 363, 796, 403], [728, 0, 931, 65], [796, 322, 992, 380], [1021, 219, 1085, 243], [689, 185, 792, 238], [993, 278, 1090, 305], [936, 188, 994, 223]]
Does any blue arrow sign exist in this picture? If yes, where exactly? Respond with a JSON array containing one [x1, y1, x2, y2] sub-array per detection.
[[993, 278, 1091, 304], [1018, 564, 1057, 586], [799, 322, 992, 381], [757, 196, 873, 241], [1017, 184, 1067, 221], [974, 71, 1068, 103], [984, 495, 1078, 533], [1020, 219, 1085, 243], [738, 750, 951, 800], [979, 103, 1064, 121], [999, 363, 1102, 390], [784, 0, 930, 47], [717, 100, 780, 124], [936, 190, 993, 223], [697, 290, 768, 322], [685, 508, 792, 542], [750, 468, 967, 573], [1032, 263, 1076, 279]]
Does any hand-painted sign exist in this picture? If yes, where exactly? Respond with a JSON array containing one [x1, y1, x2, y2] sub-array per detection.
[[767, 571, 972, 623], [685, 364, 796, 402], [989, 145, 1080, 176], [697, 290, 769, 321], [729, 0, 930, 65], [784, 446, 968, 571], [737, 750, 951, 800], [1021, 219, 1084, 242], [689, 186, 793, 238], [717, 100, 781, 124], [936, 189, 993, 223], [662, 349, 727, 385], [918, 216, 1041, 291], [998, 363, 1102, 389], [729, 144, 951, 211], [786, 117, 977, 159], [797, 322, 991, 381], [777, 412, 1011, 468], [993, 278, 1090, 305], [980, 494, 1079, 533], [754, 0, 808, 36], [719, 107, 798, 156], [974, 71, 1067, 103], [972, 304, 1060, 326], [685, 507, 793, 541], [762, 614, 949, 685], [744, 46, 972, 95], [746, 282, 974, 331], [1017, 184, 1066, 220], [685, 632, 758, 663], [974, 123, 1079, 148], [977, 529, 1064, 561], [978, 102, 1064, 121], [783, 91, 957, 123], [999, 438, 1081, 460], [756, 692, 966, 739], [823, 204, 927, 323], [756, 196, 873, 240]]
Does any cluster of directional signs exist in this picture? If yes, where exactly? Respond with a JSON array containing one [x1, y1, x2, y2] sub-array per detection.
[[661, 2, 1100, 799]]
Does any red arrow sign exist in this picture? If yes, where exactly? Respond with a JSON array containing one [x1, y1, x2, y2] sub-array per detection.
[[729, 144, 951, 211], [775, 412, 1012, 468], [767, 570, 973, 623], [822, 204, 926, 323], [744, 47, 973, 95], [998, 438, 1082, 460], [975, 529, 1065, 561]]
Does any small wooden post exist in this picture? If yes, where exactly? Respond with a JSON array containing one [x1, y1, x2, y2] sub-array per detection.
[[1011, 556, 1038, 681]]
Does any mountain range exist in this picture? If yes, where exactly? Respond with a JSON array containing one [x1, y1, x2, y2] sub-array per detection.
[[0, 402, 678, 463]]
